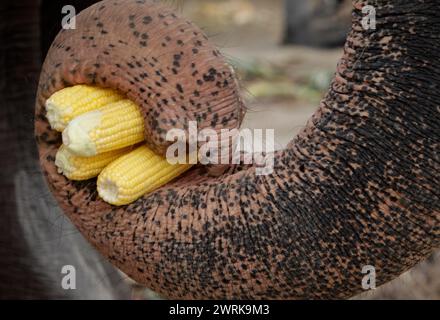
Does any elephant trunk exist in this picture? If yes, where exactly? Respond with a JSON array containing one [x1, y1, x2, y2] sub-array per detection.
[[257, 0, 440, 298], [35, 0, 439, 299]]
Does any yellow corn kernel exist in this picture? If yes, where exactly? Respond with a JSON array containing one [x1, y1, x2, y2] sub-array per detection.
[[97, 145, 192, 206], [45, 85, 124, 131], [55, 144, 133, 180], [62, 99, 145, 157]]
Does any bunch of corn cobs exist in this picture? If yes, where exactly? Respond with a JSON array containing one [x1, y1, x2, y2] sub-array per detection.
[[46, 85, 191, 206]]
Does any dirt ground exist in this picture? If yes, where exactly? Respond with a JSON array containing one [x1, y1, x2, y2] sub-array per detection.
[[131, 0, 439, 300]]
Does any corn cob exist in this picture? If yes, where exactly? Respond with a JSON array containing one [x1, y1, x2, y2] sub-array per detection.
[[47, 85, 192, 206], [45, 85, 124, 131], [62, 99, 145, 157], [97, 145, 192, 206], [55, 144, 134, 180]]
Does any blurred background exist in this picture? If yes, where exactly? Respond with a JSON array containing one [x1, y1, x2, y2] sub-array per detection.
[[0, 0, 438, 299], [182, 0, 346, 150]]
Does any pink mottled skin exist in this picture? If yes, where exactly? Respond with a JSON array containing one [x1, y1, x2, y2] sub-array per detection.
[[35, 0, 439, 299]]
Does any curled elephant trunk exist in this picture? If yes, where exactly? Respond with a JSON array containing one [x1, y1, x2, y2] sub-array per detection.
[[35, 0, 439, 299]]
